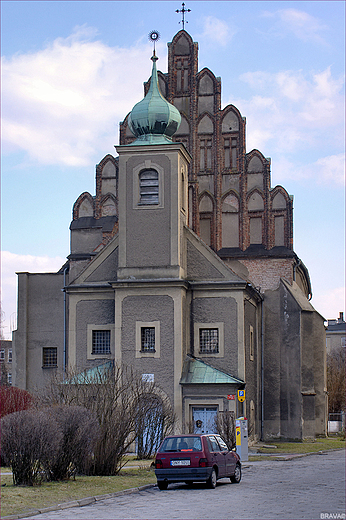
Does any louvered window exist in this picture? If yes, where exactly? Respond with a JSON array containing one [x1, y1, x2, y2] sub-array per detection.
[[139, 169, 159, 205]]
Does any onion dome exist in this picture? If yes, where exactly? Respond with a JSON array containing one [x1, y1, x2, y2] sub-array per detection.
[[128, 52, 181, 144]]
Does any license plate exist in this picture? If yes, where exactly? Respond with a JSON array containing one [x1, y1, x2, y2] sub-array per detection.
[[170, 459, 190, 466]]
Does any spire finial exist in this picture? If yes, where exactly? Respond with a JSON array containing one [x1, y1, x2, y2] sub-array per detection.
[[148, 30, 160, 58], [176, 2, 191, 31]]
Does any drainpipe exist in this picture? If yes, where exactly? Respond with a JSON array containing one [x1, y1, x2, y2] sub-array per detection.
[[260, 297, 264, 441], [190, 286, 194, 355]]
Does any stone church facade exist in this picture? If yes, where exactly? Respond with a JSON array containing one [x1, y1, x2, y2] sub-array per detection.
[[13, 30, 327, 441]]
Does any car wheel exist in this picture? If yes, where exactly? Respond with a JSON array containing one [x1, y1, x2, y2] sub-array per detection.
[[230, 463, 241, 483], [207, 468, 217, 489], [157, 481, 168, 490]]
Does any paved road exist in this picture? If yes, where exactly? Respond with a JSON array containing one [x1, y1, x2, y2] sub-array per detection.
[[21, 450, 345, 520]]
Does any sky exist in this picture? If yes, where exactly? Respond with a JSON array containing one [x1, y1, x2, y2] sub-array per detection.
[[1, 0, 345, 339]]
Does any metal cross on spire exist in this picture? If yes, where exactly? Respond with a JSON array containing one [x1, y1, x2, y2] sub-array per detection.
[[176, 2, 191, 31]]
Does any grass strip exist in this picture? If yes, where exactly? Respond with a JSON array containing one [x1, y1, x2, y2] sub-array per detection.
[[255, 437, 345, 454], [0, 467, 156, 519]]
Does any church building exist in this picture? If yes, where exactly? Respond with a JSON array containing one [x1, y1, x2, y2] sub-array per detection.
[[13, 30, 327, 440]]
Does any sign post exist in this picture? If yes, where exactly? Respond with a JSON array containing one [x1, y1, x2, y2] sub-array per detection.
[[235, 417, 248, 461]]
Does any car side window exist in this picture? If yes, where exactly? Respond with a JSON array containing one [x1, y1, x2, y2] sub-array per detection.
[[215, 435, 229, 451], [208, 436, 220, 452]]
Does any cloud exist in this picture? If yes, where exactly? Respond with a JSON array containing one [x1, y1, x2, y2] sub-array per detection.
[[1, 26, 161, 167], [261, 8, 328, 44], [1, 251, 65, 339], [271, 153, 345, 187], [230, 67, 344, 181], [200, 16, 236, 46]]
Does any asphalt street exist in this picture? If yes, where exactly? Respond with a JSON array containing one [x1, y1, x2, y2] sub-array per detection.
[[18, 450, 345, 520]]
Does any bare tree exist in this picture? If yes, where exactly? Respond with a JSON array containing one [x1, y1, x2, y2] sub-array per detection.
[[0, 303, 6, 339], [214, 411, 236, 449], [327, 346, 345, 414], [40, 363, 175, 474], [136, 394, 175, 459], [1, 409, 62, 486]]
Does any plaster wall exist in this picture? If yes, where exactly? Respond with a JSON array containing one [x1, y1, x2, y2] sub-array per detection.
[[13, 272, 65, 392], [244, 299, 259, 439], [71, 228, 103, 255], [121, 294, 175, 403], [301, 310, 327, 437], [192, 296, 238, 376], [75, 299, 115, 369], [125, 154, 171, 268]]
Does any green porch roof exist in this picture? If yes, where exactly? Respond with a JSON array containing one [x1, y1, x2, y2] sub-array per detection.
[[180, 356, 244, 385], [63, 361, 114, 384]]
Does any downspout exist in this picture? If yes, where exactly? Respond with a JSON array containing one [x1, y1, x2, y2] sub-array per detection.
[[190, 286, 194, 355], [260, 297, 264, 441]]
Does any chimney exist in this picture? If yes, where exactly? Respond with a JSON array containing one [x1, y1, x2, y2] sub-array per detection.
[[338, 312, 344, 323]]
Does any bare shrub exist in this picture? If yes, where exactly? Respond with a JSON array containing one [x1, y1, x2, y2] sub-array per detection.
[[40, 363, 175, 475], [44, 405, 100, 481], [214, 411, 236, 449], [1, 409, 62, 486]]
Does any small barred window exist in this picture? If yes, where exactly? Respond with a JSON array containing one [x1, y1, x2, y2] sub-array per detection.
[[92, 330, 111, 355], [42, 347, 57, 367], [141, 327, 155, 352], [199, 328, 219, 354]]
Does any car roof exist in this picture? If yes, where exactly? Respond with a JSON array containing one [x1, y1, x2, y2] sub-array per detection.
[[162, 434, 213, 438]]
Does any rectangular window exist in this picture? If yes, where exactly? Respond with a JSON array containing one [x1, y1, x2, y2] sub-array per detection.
[[92, 330, 111, 355], [231, 139, 237, 168], [224, 139, 230, 168], [8, 349, 12, 363], [200, 139, 212, 170], [7, 373, 12, 385], [200, 140, 205, 170], [42, 347, 57, 368], [0, 349, 5, 361], [199, 328, 219, 354], [141, 327, 155, 352], [206, 140, 212, 169]]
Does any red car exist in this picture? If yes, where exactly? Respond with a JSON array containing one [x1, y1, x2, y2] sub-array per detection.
[[155, 434, 241, 490]]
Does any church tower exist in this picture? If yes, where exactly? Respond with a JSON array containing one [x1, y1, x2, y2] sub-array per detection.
[[116, 50, 191, 280]]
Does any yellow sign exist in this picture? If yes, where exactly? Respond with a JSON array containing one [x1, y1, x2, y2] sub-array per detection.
[[238, 389, 245, 402], [236, 426, 241, 445]]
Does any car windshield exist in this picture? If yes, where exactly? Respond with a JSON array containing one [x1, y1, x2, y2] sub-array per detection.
[[161, 436, 203, 452]]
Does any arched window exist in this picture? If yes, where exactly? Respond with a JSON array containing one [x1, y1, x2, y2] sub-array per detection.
[[139, 169, 159, 205]]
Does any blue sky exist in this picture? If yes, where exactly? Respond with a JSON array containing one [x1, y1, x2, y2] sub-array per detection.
[[1, 0, 345, 338]]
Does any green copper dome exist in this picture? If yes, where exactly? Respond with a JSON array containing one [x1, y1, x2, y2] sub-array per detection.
[[128, 53, 181, 145]]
